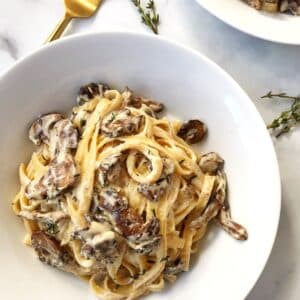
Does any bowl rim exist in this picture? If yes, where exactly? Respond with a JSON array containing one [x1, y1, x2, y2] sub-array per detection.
[[0, 30, 282, 298]]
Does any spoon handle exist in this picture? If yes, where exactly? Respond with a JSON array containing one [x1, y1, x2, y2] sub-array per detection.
[[46, 13, 73, 43]]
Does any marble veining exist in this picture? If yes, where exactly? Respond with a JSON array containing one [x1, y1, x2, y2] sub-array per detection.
[[1, 0, 300, 299], [0, 36, 18, 60]]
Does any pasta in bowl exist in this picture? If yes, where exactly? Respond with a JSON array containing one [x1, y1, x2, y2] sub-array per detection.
[[12, 83, 247, 300], [245, 0, 300, 15]]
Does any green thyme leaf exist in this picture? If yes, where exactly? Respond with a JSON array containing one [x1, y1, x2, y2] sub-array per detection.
[[131, 0, 160, 34], [261, 91, 300, 137]]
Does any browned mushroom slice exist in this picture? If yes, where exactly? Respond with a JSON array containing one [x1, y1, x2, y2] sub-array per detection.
[[73, 222, 119, 264], [98, 187, 128, 213], [77, 82, 110, 105], [81, 239, 119, 263], [123, 88, 164, 114], [31, 231, 73, 270], [32, 231, 106, 277], [29, 113, 64, 146], [217, 208, 248, 241], [25, 154, 78, 200], [52, 119, 79, 152], [199, 152, 224, 175], [31, 231, 98, 276], [122, 87, 140, 107], [280, 0, 300, 14], [177, 120, 207, 144], [115, 207, 145, 237], [130, 218, 161, 254], [94, 188, 161, 254], [141, 98, 164, 113], [101, 109, 144, 138], [97, 153, 124, 187], [117, 211, 161, 254], [89, 194, 110, 224], [137, 178, 169, 202]]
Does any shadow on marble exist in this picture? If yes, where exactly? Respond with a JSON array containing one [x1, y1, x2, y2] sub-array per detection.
[[178, 1, 300, 105], [247, 199, 296, 300]]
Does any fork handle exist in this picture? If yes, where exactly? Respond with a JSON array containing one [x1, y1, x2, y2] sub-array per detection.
[[46, 13, 73, 43]]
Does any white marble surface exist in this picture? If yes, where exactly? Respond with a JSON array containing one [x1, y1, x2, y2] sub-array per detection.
[[0, 0, 299, 299]]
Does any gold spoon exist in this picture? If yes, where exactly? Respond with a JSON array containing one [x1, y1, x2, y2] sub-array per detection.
[[46, 0, 102, 43]]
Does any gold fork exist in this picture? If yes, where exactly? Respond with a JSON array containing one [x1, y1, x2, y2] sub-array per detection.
[[46, 0, 102, 43]]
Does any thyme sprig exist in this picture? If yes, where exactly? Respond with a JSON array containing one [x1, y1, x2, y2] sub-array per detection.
[[261, 91, 300, 137], [132, 0, 160, 34]]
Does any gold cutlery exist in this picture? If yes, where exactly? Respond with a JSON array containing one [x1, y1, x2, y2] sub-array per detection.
[[46, 0, 102, 43]]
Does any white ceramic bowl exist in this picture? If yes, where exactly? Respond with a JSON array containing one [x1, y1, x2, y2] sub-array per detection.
[[0, 32, 280, 300], [197, 0, 300, 44]]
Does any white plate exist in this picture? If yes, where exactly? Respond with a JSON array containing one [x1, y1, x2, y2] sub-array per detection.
[[197, 0, 300, 44], [0, 32, 280, 300]]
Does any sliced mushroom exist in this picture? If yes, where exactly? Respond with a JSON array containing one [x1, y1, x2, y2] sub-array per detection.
[[31, 231, 100, 276], [29, 113, 64, 146], [97, 153, 124, 187], [137, 178, 169, 202], [120, 214, 161, 254], [177, 120, 207, 144], [98, 187, 128, 214], [217, 208, 248, 241], [94, 188, 161, 254], [114, 207, 144, 238], [137, 158, 174, 202], [89, 194, 112, 224], [31, 231, 73, 270], [81, 239, 118, 263], [122, 88, 164, 115], [77, 82, 110, 105], [29, 113, 78, 159], [25, 154, 78, 200], [199, 152, 224, 175], [73, 222, 119, 264], [101, 109, 144, 138], [52, 119, 78, 152], [27, 115, 79, 199], [141, 98, 164, 113], [280, 0, 300, 14]]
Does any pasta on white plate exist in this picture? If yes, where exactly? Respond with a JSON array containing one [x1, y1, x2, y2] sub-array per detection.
[[12, 83, 248, 300]]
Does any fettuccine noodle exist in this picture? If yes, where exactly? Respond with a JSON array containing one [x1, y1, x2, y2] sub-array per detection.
[[12, 83, 247, 300]]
